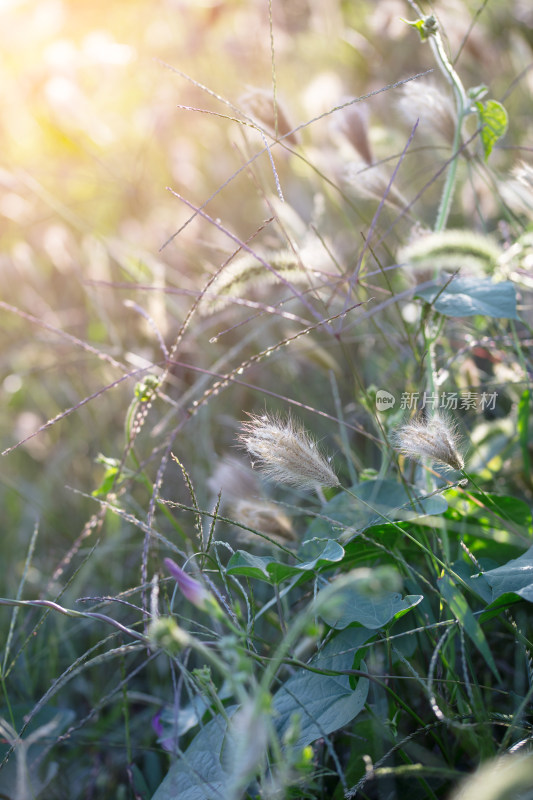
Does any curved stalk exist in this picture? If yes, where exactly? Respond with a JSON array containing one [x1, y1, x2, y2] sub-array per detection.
[[427, 22, 469, 231]]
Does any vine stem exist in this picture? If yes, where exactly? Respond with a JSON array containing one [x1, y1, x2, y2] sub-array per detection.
[[428, 22, 469, 232], [405, 4, 470, 231]]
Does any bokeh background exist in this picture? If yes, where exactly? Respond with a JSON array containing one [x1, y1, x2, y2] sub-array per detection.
[[1, 0, 532, 795], [2, 0, 532, 551]]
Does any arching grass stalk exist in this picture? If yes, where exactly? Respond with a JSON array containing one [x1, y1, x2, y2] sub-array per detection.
[[341, 487, 471, 593], [458, 468, 527, 533]]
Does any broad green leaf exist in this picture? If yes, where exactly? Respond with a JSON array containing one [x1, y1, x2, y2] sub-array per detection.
[[226, 539, 344, 584], [151, 708, 237, 800], [480, 592, 524, 621], [343, 522, 404, 564], [481, 546, 533, 620], [450, 560, 493, 604], [305, 480, 447, 542], [272, 628, 371, 749], [474, 99, 508, 161], [158, 695, 211, 743], [319, 585, 423, 630], [153, 632, 372, 796], [225, 551, 277, 581], [482, 545, 533, 603], [416, 278, 518, 319], [438, 574, 500, 680], [130, 765, 152, 799]]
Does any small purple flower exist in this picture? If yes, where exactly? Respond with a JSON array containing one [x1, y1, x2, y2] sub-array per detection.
[[152, 710, 175, 752], [152, 709, 164, 737], [164, 558, 211, 611]]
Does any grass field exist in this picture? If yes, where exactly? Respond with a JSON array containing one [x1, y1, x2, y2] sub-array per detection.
[[1, 1, 533, 798]]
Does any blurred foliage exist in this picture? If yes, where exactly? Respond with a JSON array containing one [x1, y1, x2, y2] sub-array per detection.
[[1, 0, 532, 797]]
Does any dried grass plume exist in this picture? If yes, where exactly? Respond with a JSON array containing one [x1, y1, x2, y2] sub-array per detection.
[[394, 413, 465, 471], [231, 499, 297, 545], [238, 412, 339, 490], [207, 456, 296, 546], [397, 80, 456, 146]]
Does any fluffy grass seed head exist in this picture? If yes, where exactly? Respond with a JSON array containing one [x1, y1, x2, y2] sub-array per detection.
[[238, 413, 340, 490], [337, 101, 373, 164], [199, 248, 308, 316], [208, 457, 296, 545], [394, 413, 465, 472], [240, 87, 298, 144], [231, 499, 297, 545], [398, 228, 502, 278], [345, 161, 408, 211], [500, 160, 533, 217], [207, 455, 262, 501], [397, 80, 456, 146]]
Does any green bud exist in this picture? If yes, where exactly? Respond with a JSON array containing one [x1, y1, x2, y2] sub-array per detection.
[[192, 666, 212, 690], [134, 374, 160, 403], [148, 617, 191, 655], [403, 15, 438, 41]]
